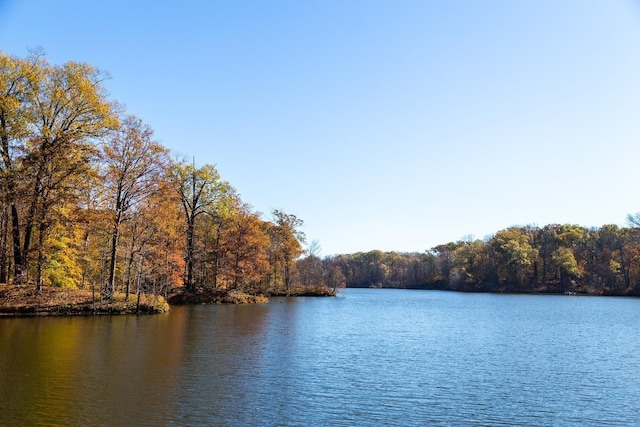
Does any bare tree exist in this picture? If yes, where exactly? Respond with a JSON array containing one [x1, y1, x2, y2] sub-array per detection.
[[102, 115, 168, 299]]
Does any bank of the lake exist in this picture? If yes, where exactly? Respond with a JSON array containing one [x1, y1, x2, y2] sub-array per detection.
[[0, 284, 337, 317], [167, 288, 269, 305], [0, 285, 169, 316], [168, 285, 335, 305], [268, 285, 338, 297]]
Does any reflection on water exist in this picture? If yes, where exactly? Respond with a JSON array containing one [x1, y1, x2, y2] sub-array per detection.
[[0, 312, 185, 426], [1, 290, 640, 426]]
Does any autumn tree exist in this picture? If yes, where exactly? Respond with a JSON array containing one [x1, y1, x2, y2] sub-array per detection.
[[101, 115, 168, 298], [430, 243, 458, 284], [327, 265, 346, 291], [170, 161, 233, 291], [297, 240, 325, 287], [219, 202, 270, 292], [102, 172, 184, 300], [120, 207, 156, 298], [41, 206, 84, 288], [189, 189, 241, 290], [0, 206, 9, 282], [536, 224, 561, 284], [597, 225, 633, 292], [267, 209, 305, 291], [74, 182, 111, 290], [490, 228, 538, 290], [28, 135, 100, 290], [0, 51, 38, 281], [452, 239, 493, 290], [119, 185, 183, 299], [0, 52, 117, 286]]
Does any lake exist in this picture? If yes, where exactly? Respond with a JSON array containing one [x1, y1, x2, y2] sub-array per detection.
[[1, 288, 639, 426]]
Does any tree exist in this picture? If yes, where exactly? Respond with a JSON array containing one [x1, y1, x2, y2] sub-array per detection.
[[0, 51, 38, 281], [551, 247, 581, 289], [296, 240, 324, 287], [430, 243, 458, 284], [599, 224, 633, 292], [491, 227, 538, 290], [101, 115, 168, 298], [4, 53, 117, 286], [268, 209, 305, 291], [327, 265, 346, 291], [452, 239, 492, 290], [123, 182, 183, 298], [170, 161, 232, 291], [28, 135, 100, 290], [71, 173, 112, 291], [42, 207, 83, 288], [219, 202, 270, 292]]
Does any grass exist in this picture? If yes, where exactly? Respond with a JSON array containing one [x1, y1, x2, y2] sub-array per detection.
[[0, 284, 169, 316]]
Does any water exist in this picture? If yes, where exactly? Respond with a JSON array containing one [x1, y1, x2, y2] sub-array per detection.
[[1, 289, 639, 426]]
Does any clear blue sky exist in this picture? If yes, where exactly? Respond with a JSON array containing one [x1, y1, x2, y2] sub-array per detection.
[[2, 0, 640, 256]]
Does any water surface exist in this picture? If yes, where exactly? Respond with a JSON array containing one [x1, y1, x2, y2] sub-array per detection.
[[1, 289, 639, 426]]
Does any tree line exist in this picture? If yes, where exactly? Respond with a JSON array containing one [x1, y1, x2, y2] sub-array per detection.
[[324, 222, 640, 296], [0, 51, 314, 298]]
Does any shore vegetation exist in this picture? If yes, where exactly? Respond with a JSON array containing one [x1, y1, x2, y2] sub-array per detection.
[[0, 51, 335, 315]]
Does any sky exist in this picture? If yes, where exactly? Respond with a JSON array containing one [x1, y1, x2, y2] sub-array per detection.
[[2, 0, 640, 256]]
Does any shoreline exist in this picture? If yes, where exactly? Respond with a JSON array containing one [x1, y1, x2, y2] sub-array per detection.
[[0, 284, 169, 317], [0, 284, 337, 317]]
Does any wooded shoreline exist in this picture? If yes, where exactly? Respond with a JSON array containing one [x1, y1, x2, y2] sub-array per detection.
[[0, 51, 325, 298], [347, 282, 635, 297], [0, 284, 337, 317], [3, 278, 636, 319], [324, 223, 640, 297]]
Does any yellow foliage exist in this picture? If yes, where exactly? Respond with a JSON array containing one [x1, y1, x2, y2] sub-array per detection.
[[44, 222, 83, 288], [609, 259, 621, 274]]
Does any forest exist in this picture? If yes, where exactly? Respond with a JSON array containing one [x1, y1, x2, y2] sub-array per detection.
[[2, 51, 639, 302], [323, 222, 640, 296], [0, 51, 332, 302]]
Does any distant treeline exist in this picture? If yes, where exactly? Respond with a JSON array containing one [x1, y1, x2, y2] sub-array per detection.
[[317, 223, 640, 296]]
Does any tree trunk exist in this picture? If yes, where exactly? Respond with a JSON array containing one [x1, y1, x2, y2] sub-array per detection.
[[80, 230, 90, 289], [125, 250, 134, 300], [35, 190, 53, 293], [212, 220, 222, 289], [19, 165, 45, 284], [35, 214, 47, 293], [0, 206, 8, 283], [0, 116, 23, 283], [10, 204, 22, 282], [124, 222, 138, 300], [184, 216, 195, 291], [107, 209, 122, 300], [619, 248, 630, 291], [284, 254, 291, 290]]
